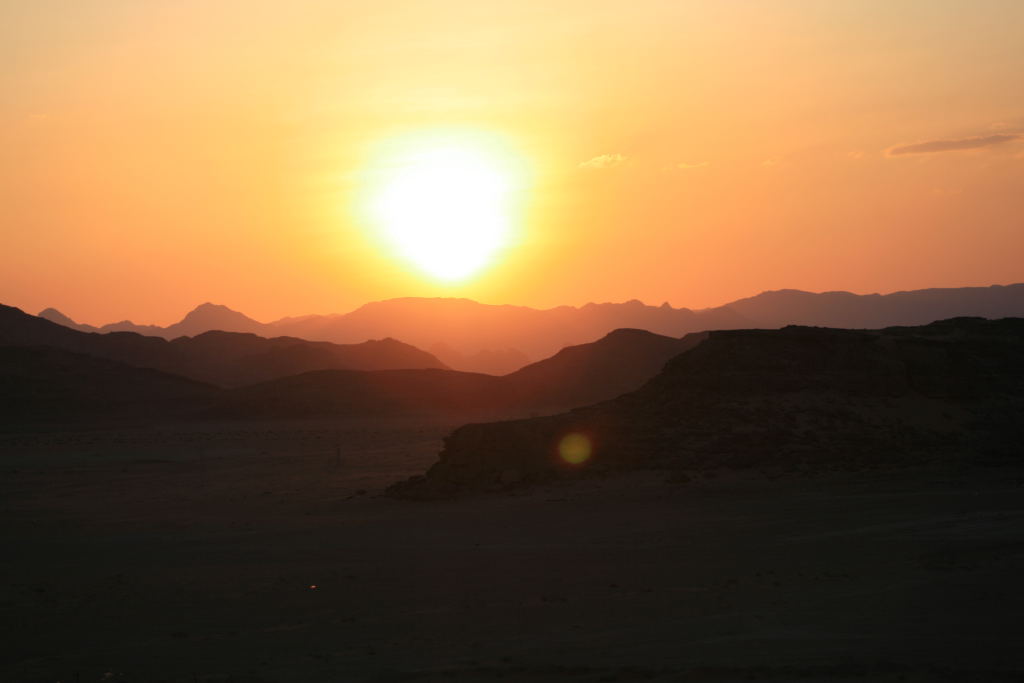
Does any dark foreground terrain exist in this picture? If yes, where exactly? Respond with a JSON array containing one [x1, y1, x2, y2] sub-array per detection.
[[3, 419, 1023, 682]]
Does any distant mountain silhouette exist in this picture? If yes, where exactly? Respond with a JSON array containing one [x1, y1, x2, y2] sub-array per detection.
[[1, 304, 446, 387], [0, 346, 216, 423], [38, 307, 99, 333], [164, 302, 265, 338], [390, 317, 1024, 498], [39, 283, 1024, 374], [724, 284, 1024, 328], [211, 328, 700, 418], [266, 297, 745, 370], [38, 302, 265, 338]]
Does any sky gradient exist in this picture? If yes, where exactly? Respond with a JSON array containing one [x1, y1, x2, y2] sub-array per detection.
[[3, 0, 1023, 325]]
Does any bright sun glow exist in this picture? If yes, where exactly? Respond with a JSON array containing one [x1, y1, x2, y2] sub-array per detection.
[[362, 132, 528, 281]]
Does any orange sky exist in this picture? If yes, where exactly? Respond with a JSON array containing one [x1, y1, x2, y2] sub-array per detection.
[[3, 1, 1023, 326]]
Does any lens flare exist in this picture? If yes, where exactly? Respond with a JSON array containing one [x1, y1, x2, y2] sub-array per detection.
[[558, 432, 592, 465]]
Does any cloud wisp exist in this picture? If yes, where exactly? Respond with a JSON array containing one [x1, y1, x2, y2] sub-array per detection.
[[887, 133, 1021, 156], [579, 153, 626, 170]]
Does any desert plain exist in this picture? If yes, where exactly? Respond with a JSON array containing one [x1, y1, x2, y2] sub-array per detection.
[[3, 417, 1022, 683]]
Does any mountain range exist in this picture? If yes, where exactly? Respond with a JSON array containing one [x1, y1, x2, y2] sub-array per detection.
[[1, 305, 700, 422], [9, 282, 1024, 425], [39, 283, 1024, 374]]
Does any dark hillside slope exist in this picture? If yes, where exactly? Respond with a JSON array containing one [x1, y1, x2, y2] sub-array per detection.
[[167, 331, 446, 386], [503, 328, 707, 410], [391, 318, 1024, 497], [0, 346, 217, 423], [212, 368, 506, 418]]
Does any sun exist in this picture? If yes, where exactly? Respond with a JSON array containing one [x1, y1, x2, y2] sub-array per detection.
[[361, 131, 528, 282]]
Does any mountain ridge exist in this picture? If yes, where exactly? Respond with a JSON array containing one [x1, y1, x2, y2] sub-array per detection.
[[35, 283, 1024, 374]]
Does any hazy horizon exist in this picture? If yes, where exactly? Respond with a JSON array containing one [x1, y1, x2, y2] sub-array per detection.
[[16, 279, 1022, 329]]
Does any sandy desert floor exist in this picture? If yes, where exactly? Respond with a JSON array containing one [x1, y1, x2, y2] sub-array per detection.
[[2, 418, 1023, 682]]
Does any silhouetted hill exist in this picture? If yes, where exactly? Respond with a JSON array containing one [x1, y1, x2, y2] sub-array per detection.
[[0, 304, 446, 387], [3, 304, 109, 347], [96, 320, 166, 336], [502, 328, 707, 410], [0, 346, 216, 423], [40, 302, 265, 338], [164, 302, 265, 338], [38, 308, 98, 333], [724, 284, 1024, 328], [212, 328, 700, 419], [168, 332, 448, 386], [390, 317, 1024, 498], [40, 283, 1024, 373]]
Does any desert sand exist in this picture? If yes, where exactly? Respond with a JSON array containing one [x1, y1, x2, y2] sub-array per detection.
[[3, 418, 1022, 682]]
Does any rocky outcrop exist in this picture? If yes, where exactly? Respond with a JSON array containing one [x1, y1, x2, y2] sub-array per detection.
[[389, 318, 1024, 498]]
